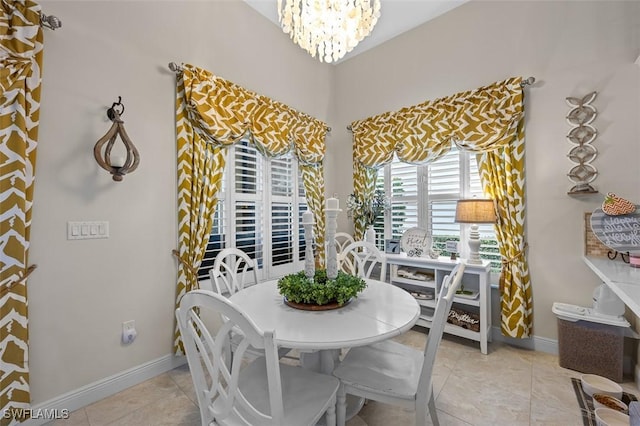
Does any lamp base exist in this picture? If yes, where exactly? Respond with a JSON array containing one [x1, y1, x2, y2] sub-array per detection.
[[467, 224, 482, 265]]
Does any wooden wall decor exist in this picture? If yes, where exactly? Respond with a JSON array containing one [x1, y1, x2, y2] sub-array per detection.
[[566, 92, 598, 195]]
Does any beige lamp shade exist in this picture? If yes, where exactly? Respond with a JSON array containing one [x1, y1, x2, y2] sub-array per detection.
[[455, 199, 496, 224]]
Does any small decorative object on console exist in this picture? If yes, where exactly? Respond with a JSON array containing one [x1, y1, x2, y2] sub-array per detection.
[[447, 307, 480, 332], [446, 241, 459, 260], [400, 227, 431, 257], [385, 239, 400, 254]]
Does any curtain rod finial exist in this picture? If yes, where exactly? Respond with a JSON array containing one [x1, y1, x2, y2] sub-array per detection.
[[40, 13, 62, 30], [168, 62, 183, 73], [521, 76, 535, 87]]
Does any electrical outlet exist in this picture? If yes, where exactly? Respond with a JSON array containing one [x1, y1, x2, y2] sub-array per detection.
[[122, 320, 137, 345]]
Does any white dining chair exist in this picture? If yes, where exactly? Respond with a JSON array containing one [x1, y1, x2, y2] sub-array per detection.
[[332, 262, 466, 426], [337, 240, 387, 281], [177, 290, 339, 426], [206, 247, 258, 295], [333, 232, 355, 255], [204, 247, 292, 360]]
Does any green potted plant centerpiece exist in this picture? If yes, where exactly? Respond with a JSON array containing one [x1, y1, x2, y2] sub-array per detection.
[[278, 269, 366, 310]]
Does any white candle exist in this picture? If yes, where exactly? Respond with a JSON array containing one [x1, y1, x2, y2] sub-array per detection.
[[302, 210, 314, 224], [326, 197, 339, 210]]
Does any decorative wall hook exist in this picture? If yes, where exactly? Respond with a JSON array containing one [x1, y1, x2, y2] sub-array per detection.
[[94, 97, 140, 182]]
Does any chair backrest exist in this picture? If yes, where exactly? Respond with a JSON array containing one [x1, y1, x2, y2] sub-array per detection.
[[176, 290, 284, 426], [337, 240, 387, 280], [333, 232, 355, 254], [209, 248, 259, 295], [417, 262, 466, 401]]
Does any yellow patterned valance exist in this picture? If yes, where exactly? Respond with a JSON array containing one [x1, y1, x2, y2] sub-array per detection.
[[182, 64, 326, 164], [350, 77, 523, 168]]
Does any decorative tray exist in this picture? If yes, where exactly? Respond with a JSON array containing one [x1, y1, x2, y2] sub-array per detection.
[[283, 297, 352, 311], [454, 290, 479, 300]]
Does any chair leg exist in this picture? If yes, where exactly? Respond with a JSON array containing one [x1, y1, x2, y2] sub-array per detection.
[[336, 385, 347, 426], [325, 401, 336, 426], [416, 405, 426, 426], [427, 392, 439, 426]]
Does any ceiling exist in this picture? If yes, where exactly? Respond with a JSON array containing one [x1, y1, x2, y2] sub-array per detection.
[[243, 0, 469, 63]]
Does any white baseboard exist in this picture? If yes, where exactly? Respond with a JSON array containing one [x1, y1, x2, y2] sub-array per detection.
[[22, 354, 186, 426], [490, 326, 559, 355]]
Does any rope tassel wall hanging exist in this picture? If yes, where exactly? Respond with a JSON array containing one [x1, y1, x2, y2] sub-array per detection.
[[94, 97, 140, 181]]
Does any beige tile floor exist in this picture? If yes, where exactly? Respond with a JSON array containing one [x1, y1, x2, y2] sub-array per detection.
[[49, 328, 638, 426]]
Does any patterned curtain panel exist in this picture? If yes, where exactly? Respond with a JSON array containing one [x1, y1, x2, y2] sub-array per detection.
[[173, 64, 327, 353], [173, 71, 226, 354], [351, 160, 378, 240], [477, 119, 533, 338], [350, 77, 533, 337], [0, 0, 44, 421]]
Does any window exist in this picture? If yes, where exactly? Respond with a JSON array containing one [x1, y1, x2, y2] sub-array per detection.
[[197, 139, 307, 282], [377, 145, 501, 271]]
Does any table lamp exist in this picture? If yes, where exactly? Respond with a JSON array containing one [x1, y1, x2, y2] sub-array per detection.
[[455, 199, 497, 265]]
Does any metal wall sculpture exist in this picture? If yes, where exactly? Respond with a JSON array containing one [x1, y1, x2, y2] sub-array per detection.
[[566, 92, 598, 194]]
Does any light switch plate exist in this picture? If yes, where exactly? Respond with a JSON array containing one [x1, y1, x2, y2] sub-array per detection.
[[67, 221, 109, 240]]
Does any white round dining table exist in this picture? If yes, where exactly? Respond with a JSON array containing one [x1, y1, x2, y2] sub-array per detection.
[[228, 278, 420, 370], [229, 278, 420, 423]]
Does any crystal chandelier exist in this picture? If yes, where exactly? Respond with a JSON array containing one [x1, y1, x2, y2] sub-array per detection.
[[277, 0, 381, 63]]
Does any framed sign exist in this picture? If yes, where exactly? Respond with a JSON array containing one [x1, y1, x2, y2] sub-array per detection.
[[445, 241, 459, 253], [385, 239, 400, 254], [590, 208, 640, 255], [400, 227, 431, 257]]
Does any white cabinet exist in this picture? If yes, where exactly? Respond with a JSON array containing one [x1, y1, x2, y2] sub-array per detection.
[[385, 254, 492, 354]]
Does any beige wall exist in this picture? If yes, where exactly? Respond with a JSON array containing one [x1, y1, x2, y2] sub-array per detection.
[[330, 1, 640, 343], [32, 0, 332, 403], [27, 0, 640, 406]]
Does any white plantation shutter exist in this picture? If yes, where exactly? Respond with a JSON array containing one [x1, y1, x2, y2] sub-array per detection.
[[298, 169, 308, 261], [198, 199, 226, 280], [376, 162, 420, 249], [377, 146, 500, 271], [198, 139, 306, 282], [234, 140, 264, 270], [271, 203, 293, 266], [271, 156, 294, 267], [428, 148, 461, 254]]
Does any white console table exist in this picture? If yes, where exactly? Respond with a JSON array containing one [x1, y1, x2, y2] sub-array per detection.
[[385, 254, 492, 354], [583, 256, 640, 317]]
